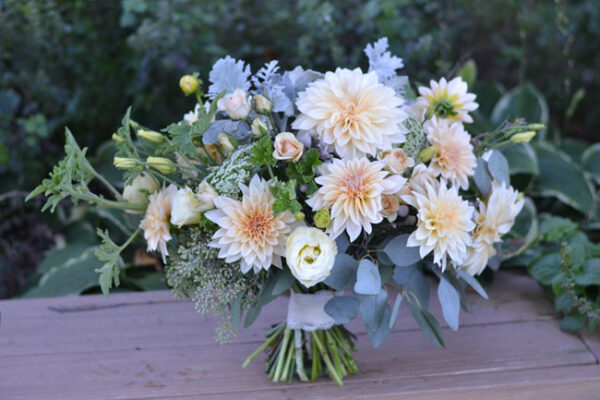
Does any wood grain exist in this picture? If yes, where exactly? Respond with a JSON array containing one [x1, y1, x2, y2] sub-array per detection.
[[0, 270, 598, 399]]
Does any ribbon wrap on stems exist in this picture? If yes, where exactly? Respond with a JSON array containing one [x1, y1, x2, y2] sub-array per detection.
[[286, 291, 338, 331]]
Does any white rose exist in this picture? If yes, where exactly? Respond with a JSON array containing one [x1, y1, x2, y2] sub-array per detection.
[[381, 148, 415, 174], [170, 186, 203, 227], [273, 132, 304, 162], [217, 88, 251, 120], [285, 227, 337, 288], [122, 173, 159, 205], [381, 194, 400, 222], [196, 180, 218, 212]]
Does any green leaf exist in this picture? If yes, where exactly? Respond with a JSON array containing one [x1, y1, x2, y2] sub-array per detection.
[[389, 294, 403, 329], [472, 81, 504, 118], [407, 299, 445, 348], [94, 229, 125, 295], [249, 135, 275, 167], [383, 234, 421, 267], [560, 313, 586, 333], [245, 271, 279, 328], [555, 294, 572, 312], [532, 143, 595, 214], [540, 216, 578, 241], [353, 259, 381, 295], [575, 258, 600, 286], [359, 289, 392, 348], [438, 277, 460, 330], [270, 180, 302, 216], [457, 59, 477, 88], [487, 150, 510, 184], [285, 148, 322, 194], [500, 143, 539, 176], [37, 242, 97, 274], [582, 143, 600, 184], [491, 83, 549, 129], [323, 254, 358, 291], [271, 268, 295, 295], [324, 296, 359, 324], [529, 253, 561, 285]]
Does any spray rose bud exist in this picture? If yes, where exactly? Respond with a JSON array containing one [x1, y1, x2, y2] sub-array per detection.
[[147, 156, 177, 175], [382, 148, 415, 174], [510, 131, 536, 144], [254, 94, 272, 114], [251, 118, 268, 137], [285, 227, 338, 288], [138, 129, 165, 143], [313, 208, 331, 229], [217, 88, 251, 120], [217, 133, 236, 155], [179, 74, 200, 96], [112, 133, 124, 143], [294, 212, 305, 221], [123, 173, 159, 205], [418, 145, 438, 163], [273, 132, 304, 162], [114, 157, 142, 171], [196, 180, 218, 212], [381, 194, 400, 222]]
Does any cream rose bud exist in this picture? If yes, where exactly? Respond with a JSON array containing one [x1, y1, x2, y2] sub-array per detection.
[[123, 173, 159, 205], [381, 194, 400, 222], [382, 148, 415, 174], [273, 132, 304, 162], [170, 186, 203, 227], [285, 227, 337, 288], [217, 88, 251, 120], [196, 180, 218, 212]]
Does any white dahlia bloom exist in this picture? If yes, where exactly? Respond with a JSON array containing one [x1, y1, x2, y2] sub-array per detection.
[[205, 175, 297, 274], [424, 117, 476, 189], [415, 77, 478, 123], [407, 181, 475, 270], [462, 182, 524, 275], [307, 158, 406, 241], [292, 68, 407, 159], [141, 184, 178, 263], [399, 164, 439, 208]]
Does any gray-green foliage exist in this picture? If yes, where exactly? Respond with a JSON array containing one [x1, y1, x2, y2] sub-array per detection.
[[166, 227, 263, 343], [400, 117, 427, 160], [205, 144, 255, 199]]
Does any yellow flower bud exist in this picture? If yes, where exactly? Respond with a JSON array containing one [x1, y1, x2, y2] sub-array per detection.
[[179, 74, 200, 96], [527, 123, 546, 131], [418, 145, 438, 163], [254, 94, 272, 114], [510, 131, 536, 144], [314, 208, 331, 229], [147, 156, 177, 175], [114, 157, 141, 170], [137, 129, 165, 143], [251, 118, 268, 137], [112, 133, 124, 143], [294, 212, 305, 221]]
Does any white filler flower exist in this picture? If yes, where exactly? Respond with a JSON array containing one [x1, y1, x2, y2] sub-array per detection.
[[424, 117, 476, 189], [293, 68, 407, 159], [141, 184, 177, 263], [307, 158, 406, 241], [462, 181, 524, 275], [285, 227, 337, 288], [205, 175, 297, 273], [415, 77, 478, 123], [407, 181, 475, 270]]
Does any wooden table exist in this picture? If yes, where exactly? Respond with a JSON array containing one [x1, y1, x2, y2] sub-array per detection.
[[1, 271, 599, 399]]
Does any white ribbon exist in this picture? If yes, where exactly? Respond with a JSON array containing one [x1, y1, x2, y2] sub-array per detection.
[[286, 291, 337, 331]]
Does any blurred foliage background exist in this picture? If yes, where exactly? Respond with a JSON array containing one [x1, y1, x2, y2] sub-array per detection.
[[1, 0, 599, 307]]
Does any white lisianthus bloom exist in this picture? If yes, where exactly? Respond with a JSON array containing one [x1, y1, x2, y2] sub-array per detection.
[[424, 117, 476, 189], [285, 227, 337, 288], [381, 148, 414, 175], [273, 132, 304, 162], [205, 175, 298, 273], [399, 164, 439, 208], [407, 181, 475, 270], [307, 158, 407, 241], [462, 182, 524, 275], [141, 184, 177, 263], [292, 68, 407, 159], [415, 77, 478, 123], [122, 173, 159, 205], [170, 186, 203, 227], [196, 180, 218, 212], [217, 88, 251, 120]]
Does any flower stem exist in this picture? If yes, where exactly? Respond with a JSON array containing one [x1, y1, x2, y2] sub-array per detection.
[[312, 330, 343, 386], [273, 327, 292, 382], [294, 329, 309, 381], [242, 323, 285, 369]]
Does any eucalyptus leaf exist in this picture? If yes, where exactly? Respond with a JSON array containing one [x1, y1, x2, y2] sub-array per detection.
[[389, 294, 403, 329], [393, 264, 430, 310], [473, 157, 492, 197], [324, 296, 359, 324], [457, 269, 488, 299], [323, 254, 358, 291], [353, 259, 381, 295], [271, 268, 295, 296], [335, 233, 350, 254], [203, 120, 251, 145], [407, 299, 445, 348], [383, 234, 421, 266], [487, 150, 510, 184], [366, 305, 392, 348], [359, 289, 388, 333], [438, 277, 460, 330]]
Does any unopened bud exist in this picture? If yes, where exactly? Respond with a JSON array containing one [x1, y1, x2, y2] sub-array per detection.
[[314, 208, 331, 229], [179, 74, 200, 96], [114, 157, 141, 171], [510, 131, 536, 144], [112, 133, 124, 144], [138, 129, 165, 143], [147, 156, 177, 175], [217, 133, 236, 154], [418, 145, 438, 163], [254, 94, 272, 114], [251, 118, 268, 137], [294, 212, 305, 221], [527, 123, 546, 131]]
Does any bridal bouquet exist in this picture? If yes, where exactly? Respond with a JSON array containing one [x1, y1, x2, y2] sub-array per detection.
[[30, 38, 541, 385]]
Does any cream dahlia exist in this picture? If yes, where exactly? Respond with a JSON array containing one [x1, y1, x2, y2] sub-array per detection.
[[415, 77, 478, 123], [424, 117, 476, 189], [205, 175, 297, 274], [307, 158, 406, 241], [398, 164, 439, 208], [141, 184, 177, 263], [292, 68, 407, 159], [462, 182, 524, 275], [407, 181, 475, 270]]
